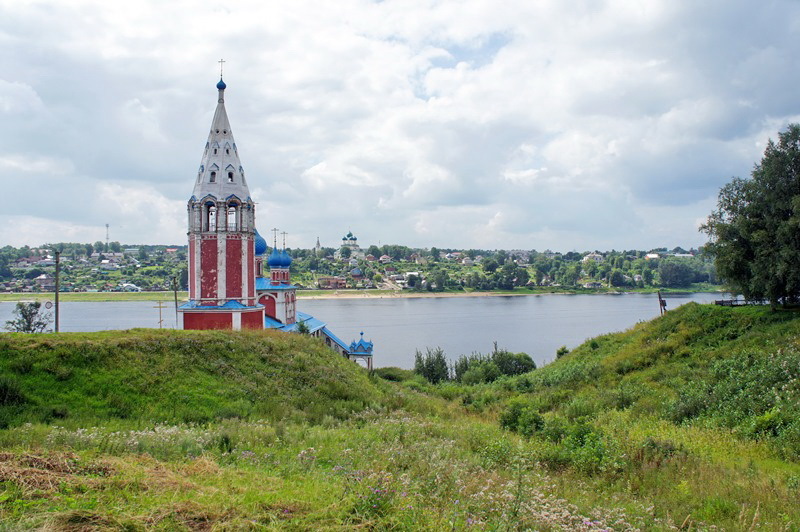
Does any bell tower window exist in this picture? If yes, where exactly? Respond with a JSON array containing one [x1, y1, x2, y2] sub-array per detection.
[[227, 171, 234, 183], [210, 171, 216, 183], [227, 205, 238, 231], [204, 204, 217, 232]]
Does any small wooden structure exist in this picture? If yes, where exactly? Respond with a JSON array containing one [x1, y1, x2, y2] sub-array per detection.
[[347, 332, 374, 371], [657, 291, 667, 315]]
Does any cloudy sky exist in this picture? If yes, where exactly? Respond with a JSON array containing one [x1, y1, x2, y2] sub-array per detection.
[[1, 1, 798, 251]]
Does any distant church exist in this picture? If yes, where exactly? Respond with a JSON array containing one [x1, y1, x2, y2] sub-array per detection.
[[334, 231, 365, 259], [177, 75, 373, 369]]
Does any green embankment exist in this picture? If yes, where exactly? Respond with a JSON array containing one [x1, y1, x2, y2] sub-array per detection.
[[499, 302, 800, 460], [0, 329, 388, 427], [0, 304, 798, 529]]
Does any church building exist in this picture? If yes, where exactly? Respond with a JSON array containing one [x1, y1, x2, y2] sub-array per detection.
[[178, 75, 373, 369]]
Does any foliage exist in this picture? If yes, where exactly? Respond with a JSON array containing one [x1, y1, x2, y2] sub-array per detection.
[[4, 301, 52, 333], [413, 347, 449, 384], [702, 123, 800, 307], [452, 345, 535, 384], [497, 303, 800, 460], [0, 305, 799, 528], [295, 320, 310, 334], [658, 257, 710, 287], [373, 366, 415, 382]]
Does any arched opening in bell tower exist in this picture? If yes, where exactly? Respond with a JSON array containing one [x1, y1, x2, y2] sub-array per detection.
[[204, 203, 217, 232], [226, 203, 238, 231]]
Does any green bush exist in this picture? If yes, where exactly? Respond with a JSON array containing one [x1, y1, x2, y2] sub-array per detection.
[[453, 345, 535, 383], [0, 376, 26, 406], [414, 347, 449, 384], [374, 367, 414, 382], [517, 408, 544, 437]]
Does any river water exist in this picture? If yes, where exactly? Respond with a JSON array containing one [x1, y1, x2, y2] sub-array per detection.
[[0, 292, 720, 368]]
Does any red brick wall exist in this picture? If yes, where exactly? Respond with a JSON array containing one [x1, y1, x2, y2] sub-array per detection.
[[226, 237, 242, 299], [241, 308, 263, 329], [183, 312, 231, 330], [200, 237, 218, 301]]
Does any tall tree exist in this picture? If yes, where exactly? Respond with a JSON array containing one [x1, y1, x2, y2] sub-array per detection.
[[5, 302, 51, 333], [702, 124, 800, 308]]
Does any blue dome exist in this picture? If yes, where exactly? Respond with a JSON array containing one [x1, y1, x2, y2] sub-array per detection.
[[267, 248, 283, 268], [280, 250, 293, 267], [254, 230, 267, 256], [216, 78, 227, 90]]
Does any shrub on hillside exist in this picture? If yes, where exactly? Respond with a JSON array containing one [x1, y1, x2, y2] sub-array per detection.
[[374, 366, 414, 382], [453, 345, 535, 383], [414, 347, 449, 384], [0, 376, 26, 406]]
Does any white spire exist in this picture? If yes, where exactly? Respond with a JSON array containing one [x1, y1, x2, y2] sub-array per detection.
[[191, 78, 252, 202]]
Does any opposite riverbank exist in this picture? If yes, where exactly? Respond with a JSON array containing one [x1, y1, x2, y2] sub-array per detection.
[[0, 285, 723, 303]]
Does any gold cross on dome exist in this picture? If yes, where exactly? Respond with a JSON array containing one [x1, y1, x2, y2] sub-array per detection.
[[218, 58, 226, 77]]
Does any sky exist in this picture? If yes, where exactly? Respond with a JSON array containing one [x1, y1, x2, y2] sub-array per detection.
[[1, 0, 798, 252]]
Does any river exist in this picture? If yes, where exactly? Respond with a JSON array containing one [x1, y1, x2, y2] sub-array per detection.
[[0, 293, 720, 368]]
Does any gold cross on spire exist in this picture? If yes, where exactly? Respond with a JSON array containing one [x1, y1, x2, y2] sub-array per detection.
[[218, 58, 226, 78]]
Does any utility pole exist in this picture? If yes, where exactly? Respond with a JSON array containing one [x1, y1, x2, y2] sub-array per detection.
[[105, 223, 110, 251], [54, 249, 60, 333], [172, 276, 179, 327]]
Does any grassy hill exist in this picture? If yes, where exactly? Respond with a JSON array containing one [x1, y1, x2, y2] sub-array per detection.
[[0, 329, 390, 428], [497, 302, 800, 458], [0, 304, 798, 529]]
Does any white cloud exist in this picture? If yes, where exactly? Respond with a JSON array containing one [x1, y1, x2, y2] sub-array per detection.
[[2, 0, 799, 250]]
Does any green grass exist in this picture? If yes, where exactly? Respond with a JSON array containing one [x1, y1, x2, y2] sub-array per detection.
[[0, 304, 798, 529], [482, 303, 800, 529], [0, 329, 398, 428]]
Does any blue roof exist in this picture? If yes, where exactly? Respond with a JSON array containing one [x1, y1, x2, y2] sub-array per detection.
[[263, 315, 288, 330], [321, 326, 349, 350], [349, 331, 374, 354], [264, 311, 326, 334], [296, 312, 326, 333], [179, 300, 262, 310], [255, 277, 296, 290]]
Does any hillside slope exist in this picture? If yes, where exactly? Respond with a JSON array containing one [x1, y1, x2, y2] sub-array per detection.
[[0, 305, 799, 528], [0, 329, 387, 427], [502, 303, 800, 456]]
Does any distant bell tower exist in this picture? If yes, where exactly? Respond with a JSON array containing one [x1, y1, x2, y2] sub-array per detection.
[[178, 74, 264, 330]]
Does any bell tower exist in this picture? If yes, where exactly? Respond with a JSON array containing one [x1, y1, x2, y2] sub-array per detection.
[[178, 75, 264, 330]]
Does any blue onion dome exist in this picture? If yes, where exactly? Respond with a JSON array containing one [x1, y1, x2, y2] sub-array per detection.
[[280, 250, 293, 267], [216, 78, 227, 90], [254, 230, 268, 256], [267, 248, 283, 268]]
